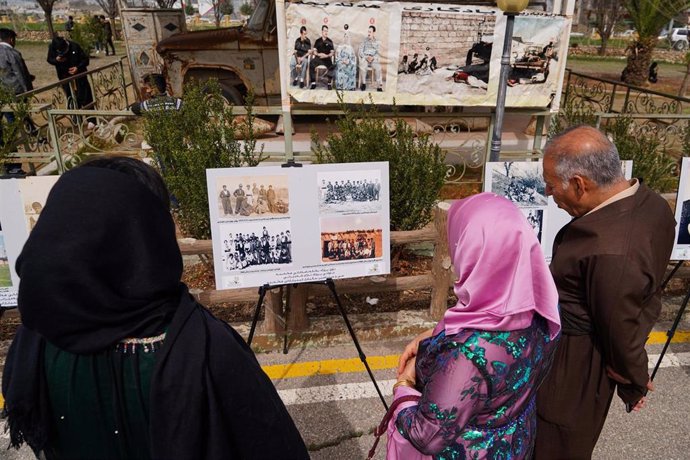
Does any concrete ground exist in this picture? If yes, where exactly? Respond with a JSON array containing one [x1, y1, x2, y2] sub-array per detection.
[[1, 307, 688, 459]]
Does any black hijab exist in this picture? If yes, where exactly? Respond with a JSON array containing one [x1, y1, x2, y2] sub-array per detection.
[[17, 165, 182, 353], [3, 161, 308, 458]]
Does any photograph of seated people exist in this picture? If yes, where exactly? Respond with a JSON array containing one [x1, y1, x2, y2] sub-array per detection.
[[321, 179, 380, 204], [218, 182, 287, 217]]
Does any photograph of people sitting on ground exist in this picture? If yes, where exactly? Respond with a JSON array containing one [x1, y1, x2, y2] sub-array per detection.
[[397, 10, 496, 97], [320, 214, 383, 263], [489, 161, 548, 206], [216, 175, 289, 219], [318, 170, 382, 215], [220, 221, 292, 272]]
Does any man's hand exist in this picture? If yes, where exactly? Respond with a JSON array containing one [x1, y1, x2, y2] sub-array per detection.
[[397, 328, 433, 378], [631, 381, 654, 412], [56, 55, 66, 62], [68, 66, 78, 75]]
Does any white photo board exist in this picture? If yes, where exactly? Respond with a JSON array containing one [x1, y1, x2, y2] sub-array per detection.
[[484, 160, 632, 262], [207, 163, 391, 290], [672, 157, 690, 260], [0, 176, 60, 307]]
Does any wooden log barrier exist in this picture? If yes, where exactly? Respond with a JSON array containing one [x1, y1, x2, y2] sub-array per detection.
[[429, 201, 453, 320]]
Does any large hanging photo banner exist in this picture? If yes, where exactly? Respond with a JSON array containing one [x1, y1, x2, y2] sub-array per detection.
[[0, 176, 60, 307], [484, 160, 632, 262], [672, 157, 690, 260], [285, 1, 570, 107], [207, 163, 390, 290]]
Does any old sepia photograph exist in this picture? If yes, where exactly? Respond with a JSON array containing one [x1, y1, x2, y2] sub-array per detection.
[[318, 169, 382, 214], [489, 161, 547, 206], [215, 175, 290, 219], [320, 214, 383, 262], [19, 176, 59, 232], [219, 220, 293, 272], [521, 208, 544, 243]]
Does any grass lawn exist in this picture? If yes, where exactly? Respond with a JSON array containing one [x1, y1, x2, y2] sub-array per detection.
[[0, 264, 12, 288], [566, 55, 687, 96]]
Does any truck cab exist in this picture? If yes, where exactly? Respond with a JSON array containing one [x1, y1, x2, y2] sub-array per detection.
[[156, 0, 279, 105]]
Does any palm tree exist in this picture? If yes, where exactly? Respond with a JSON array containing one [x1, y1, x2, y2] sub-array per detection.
[[621, 0, 690, 86]]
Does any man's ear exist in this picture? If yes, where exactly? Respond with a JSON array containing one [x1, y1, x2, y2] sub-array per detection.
[[571, 175, 587, 198]]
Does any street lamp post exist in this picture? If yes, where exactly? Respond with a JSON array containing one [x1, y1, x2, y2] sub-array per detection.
[[489, 0, 529, 162]]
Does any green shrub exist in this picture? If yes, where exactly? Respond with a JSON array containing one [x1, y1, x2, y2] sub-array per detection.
[[312, 101, 446, 231], [69, 20, 98, 55], [549, 100, 676, 192], [0, 86, 30, 161], [240, 3, 254, 16], [604, 117, 677, 192], [143, 79, 265, 239]]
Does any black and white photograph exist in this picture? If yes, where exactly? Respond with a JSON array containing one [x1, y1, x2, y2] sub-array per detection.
[[219, 220, 293, 272], [672, 158, 690, 259], [215, 175, 290, 219], [320, 214, 383, 262], [489, 161, 547, 206], [520, 208, 544, 243], [318, 169, 382, 214]]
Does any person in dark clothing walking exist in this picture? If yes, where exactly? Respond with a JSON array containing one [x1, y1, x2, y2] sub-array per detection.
[[100, 15, 115, 56], [47, 37, 95, 125]]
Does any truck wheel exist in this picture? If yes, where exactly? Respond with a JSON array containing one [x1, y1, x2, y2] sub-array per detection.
[[674, 40, 688, 51], [220, 84, 245, 106]]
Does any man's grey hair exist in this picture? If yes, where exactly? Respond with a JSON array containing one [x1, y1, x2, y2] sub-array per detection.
[[545, 125, 623, 189]]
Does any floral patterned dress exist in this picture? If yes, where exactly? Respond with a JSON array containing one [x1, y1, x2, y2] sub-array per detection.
[[392, 317, 558, 459]]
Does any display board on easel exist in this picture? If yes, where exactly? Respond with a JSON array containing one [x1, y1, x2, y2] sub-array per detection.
[[672, 158, 690, 260], [206, 162, 391, 290], [0, 176, 60, 307], [484, 160, 633, 262]]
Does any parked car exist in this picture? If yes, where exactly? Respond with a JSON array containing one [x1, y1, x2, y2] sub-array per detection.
[[619, 29, 636, 38], [667, 27, 689, 51]]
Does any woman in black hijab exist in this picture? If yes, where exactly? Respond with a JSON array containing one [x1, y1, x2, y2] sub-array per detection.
[[2, 156, 309, 460]]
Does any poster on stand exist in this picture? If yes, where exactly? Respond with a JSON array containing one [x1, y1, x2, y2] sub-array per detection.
[[672, 157, 690, 260], [207, 163, 390, 290], [284, 1, 570, 108], [484, 160, 632, 262], [0, 176, 59, 307]]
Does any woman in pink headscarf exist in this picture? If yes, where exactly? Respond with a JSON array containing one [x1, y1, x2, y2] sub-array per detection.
[[388, 193, 561, 459]]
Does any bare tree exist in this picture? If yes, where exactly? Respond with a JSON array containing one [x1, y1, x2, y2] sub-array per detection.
[[213, 0, 234, 27], [95, 0, 121, 39], [593, 0, 622, 56], [36, 0, 58, 37]]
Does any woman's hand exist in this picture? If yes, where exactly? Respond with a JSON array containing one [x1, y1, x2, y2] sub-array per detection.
[[397, 328, 433, 378], [399, 356, 416, 384]]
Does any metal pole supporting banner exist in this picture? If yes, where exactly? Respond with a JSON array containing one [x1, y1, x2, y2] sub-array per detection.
[[489, 12, 516, 162], [275, 0, 295, 162]]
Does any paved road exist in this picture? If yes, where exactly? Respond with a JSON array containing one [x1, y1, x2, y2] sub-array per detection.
[[1, 321, 689, 459]]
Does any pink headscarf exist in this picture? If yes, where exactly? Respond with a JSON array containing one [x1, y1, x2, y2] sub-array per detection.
[[435, 193, 561, 340]]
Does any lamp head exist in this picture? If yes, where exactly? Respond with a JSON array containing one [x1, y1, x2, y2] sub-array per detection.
[[497, 0, 529, 13]]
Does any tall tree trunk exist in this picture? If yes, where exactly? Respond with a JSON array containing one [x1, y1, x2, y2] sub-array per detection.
[[622, 37, 656, 86], [44, 7, 55, 38], [598, 35, 608, 56]]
